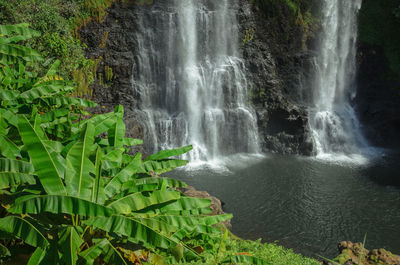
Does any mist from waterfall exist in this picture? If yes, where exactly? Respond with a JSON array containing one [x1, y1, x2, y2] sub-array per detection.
[[309, 0, 369, 159], [131, 0, 260, 163]]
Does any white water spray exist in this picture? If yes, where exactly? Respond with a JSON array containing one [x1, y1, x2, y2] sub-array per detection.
[[309, 0, 368, 159], [132, 0, 260, 162]]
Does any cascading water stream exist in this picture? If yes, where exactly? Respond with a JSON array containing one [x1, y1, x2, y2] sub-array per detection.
[[132, 0, 260, 163], [309, 0, 368, 158]]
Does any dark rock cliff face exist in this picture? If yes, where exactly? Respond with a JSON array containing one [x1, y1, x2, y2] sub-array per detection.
[[237, 1, 315, 155], [80, 0, 316, 155], [356, 43, 400, 149]]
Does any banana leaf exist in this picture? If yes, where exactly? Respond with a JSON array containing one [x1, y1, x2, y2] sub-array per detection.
[[0, 23, 40, 40], [39, 109, 70, 123], [140, 159, 189, 175], [44, 97, 97, 108], [19, 84, 74, 102], [0, 216, 49, 249], [58, 226, 84, 265], [151, 197, 211, 213], [145, 145, 193, 161], [171, 224, 221, 241], [0, 158, 35, 189], [0, 89, 19, 101], [156, 214, 232, 229], [104, 153, 142, 198], [82, 239, 128, 265], [8, 195, 114, 217], [27, 248, 45, 265], [0, 243, 10, 258], [108, 105, 125, 148], [65, 123, 95, 200], [0, 134, 21, 158], [107, 190, 181, 214], [84, 215, 176, 250], [18, 115, 66, 195], [130, 177, 187, 189]]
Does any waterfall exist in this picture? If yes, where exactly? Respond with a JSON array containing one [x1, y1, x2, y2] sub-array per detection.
[[131, 0, 260, 162], [309, 0, 368, 157]]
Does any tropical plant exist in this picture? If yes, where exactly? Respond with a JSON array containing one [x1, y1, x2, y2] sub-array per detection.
[[0, 23, 271, 265]]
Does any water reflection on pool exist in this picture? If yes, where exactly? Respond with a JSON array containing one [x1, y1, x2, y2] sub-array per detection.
[[168, 153, 400, 258]]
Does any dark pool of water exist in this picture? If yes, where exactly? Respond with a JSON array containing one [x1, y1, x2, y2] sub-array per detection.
[[168, 153, 400, 258]]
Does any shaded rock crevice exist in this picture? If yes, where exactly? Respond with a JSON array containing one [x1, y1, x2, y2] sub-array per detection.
[[355, 43, 400, 149]]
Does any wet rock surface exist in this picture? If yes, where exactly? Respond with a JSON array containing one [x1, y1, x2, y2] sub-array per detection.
[[356, 43, 400, 150], [324, 241, 400, 265], [178, 186, 231, 228], [237, 0, 315, 155], [80, 0, 317, 155]]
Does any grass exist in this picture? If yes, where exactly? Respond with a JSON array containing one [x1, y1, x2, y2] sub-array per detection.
[[181, 228, 321, 265]]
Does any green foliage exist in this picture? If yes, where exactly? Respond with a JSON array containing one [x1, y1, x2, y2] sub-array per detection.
[[183, 231, 320, 265], [359, 0, 400, 80], [0, 25, 245, 265], [242, 28, 255, 45], [250, 0, 318, 50], [251, 0, 317, 27], [0, 0, 97, 96], [0, 23, 322, 265]]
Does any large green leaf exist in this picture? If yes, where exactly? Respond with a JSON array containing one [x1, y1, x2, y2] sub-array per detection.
[[0, 89, 19, 101], [39, 109, 70, 123], [19, 84, 73, 102], [65, 123, 95, 200], [107, 190, 181, 214], [140, 159, 189, 175], [92, 147, 103, 203], [0, 23, 40, 40], [132, 217, 179, 235], [44, 97, 97, 108], [0, 243, 10, 258], [131, 177, 187, 189], [58, 227, 84, 265], [145, 145, 193, 161], [141, 197, 212, 214], [171, 224, 221, 241], [8, 195, 114, 217], [122, 138, 143, 147], [74, 112, 117, 136], [0, 134, 21, 158], [103, 148, 124, 164], [17, 115, 66, 195], [0, 44, 42, 63], [27, 248, 45, 265], [84, 215, 175, 249], [0, 216, 49, 249], [79, 239, 128, 265], [104, 153, 142, 198], [41, 59, 60, 80], [0, 109, 18, 127], [156, 214, 232, 230], [0, 158, 35, 189], [108, 105, 125, 148], [78, 239, 105, 265]]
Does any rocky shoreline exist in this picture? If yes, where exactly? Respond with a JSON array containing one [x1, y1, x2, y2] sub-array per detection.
[[325, 241, 400, 265]]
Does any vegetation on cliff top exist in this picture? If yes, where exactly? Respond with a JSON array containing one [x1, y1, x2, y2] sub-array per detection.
[[359, 0, 400, 80], [0, 0, 121, 97]]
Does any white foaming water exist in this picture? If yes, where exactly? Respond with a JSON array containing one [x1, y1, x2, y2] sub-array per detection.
[[132, 0, 260, 163], [309, 0, 370, 162]]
